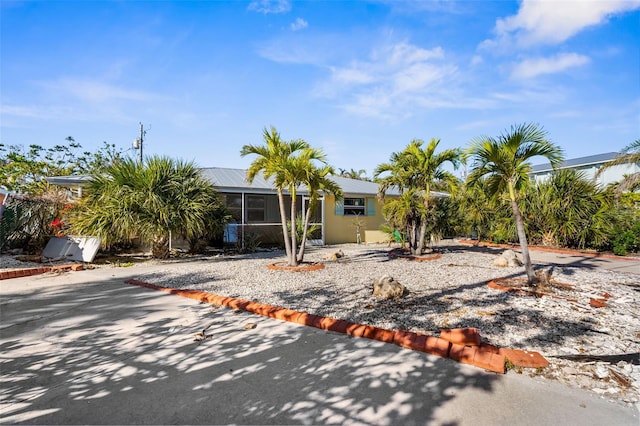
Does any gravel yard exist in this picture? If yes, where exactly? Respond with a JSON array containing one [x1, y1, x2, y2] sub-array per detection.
[[3, 241, 639, 406]]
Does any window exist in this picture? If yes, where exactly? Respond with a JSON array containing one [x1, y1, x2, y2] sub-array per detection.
[[246, 195, 265, 222], [343, 198, 365, 215], [225, 194, 242, 222]]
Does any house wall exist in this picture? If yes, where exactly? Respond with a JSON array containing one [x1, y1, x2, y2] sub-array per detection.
[[531, 162, 639, 188], [324, 194, 388, 244], [219, 191, 390, 246]]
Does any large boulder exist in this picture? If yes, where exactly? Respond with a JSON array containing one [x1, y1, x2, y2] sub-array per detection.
[[493, 249, 523, 267], [372, 276, 406, 300]]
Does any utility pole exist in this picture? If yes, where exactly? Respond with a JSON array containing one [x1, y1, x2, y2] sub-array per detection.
[[133, 122, 146, 164]]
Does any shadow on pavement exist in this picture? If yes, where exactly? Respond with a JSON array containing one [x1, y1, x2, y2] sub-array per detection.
[[1, 271, 498, 425]]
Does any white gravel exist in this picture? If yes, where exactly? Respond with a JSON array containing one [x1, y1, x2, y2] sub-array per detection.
[[3, 241, 639, 405]]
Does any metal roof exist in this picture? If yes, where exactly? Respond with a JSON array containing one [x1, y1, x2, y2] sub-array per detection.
[[531, 152, 622, 173], [200, 167, 397, 196], [46, 167, 455, 198], [45, 175, 94, 186]]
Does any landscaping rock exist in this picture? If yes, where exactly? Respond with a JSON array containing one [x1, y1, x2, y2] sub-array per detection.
[[372, 276, 406, 300], [323, 249, 344, 261], [493, 249, 523, 267]]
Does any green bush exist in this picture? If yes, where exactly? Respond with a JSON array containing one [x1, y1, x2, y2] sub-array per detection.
[[612, 221, 640, 256]]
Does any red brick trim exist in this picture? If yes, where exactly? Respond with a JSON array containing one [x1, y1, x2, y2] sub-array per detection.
[[124, 279, 552, 375], [267, 262, 325, 271], [0, 264, 83, 281]]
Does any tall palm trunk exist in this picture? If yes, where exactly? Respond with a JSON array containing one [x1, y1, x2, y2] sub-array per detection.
[[415, 183, 433, 256], [289, 187, 299, 266], [297, 202, 314, 263], [409, 221, 419, 254], [508, 183, 536, 284], [277, 189, 293, 262]]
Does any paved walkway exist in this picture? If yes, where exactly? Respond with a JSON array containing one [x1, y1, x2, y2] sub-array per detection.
[[1, 256, 638, 425], [455, 241, 639, 274]]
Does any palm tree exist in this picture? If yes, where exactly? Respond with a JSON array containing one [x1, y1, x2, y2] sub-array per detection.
[[466, 123, 564, 285], [241, 126, 333, 266], [595, 139, 640, 194], [70, 156, 224, 258], [380, 188, 427, 250], [454, 177, 495, 241], [339, 168, 369, 181], [297, 164, 343, 262], [524, 169, 611, 249], [375, 138, 461, 255]]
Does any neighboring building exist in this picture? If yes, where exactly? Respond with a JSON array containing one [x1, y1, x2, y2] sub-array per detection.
[[47, 167, 448, 246], [530, 152, 640, 188]]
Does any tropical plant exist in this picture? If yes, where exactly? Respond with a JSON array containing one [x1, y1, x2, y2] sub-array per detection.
[[452, 177, 496, 241], [524, 169, 611, 249], [375, 138, 461, 255], [380, 188, 427, 251], [339, 168, 369, 181], [241, 126, 341, 266], [466, 123, 564, 285], [595, 139, 640, 194], [70, 156, 225, 258], [287, 212, 320, 247], [297, 164, 342, 261]]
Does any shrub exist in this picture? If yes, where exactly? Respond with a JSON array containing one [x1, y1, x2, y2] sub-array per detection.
[[612, 221, 640, 256]]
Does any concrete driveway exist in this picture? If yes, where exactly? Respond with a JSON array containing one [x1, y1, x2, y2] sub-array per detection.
[[1, 264, 638, 425]]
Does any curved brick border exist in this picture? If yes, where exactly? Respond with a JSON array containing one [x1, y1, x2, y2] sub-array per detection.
[[388, 249, 442, 262], [267, 262, 325, 272], [125, 278, 553, 374], [459, 239, 640, 262], [0, 264, 83, 280]]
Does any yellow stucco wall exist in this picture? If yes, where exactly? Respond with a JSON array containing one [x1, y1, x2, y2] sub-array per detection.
[[324, 194, 388, 244]]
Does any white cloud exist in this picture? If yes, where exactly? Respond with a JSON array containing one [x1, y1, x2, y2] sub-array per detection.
[[486, 0, 640, 48], [0, 77, 168, 126], [247, 0, 291, 14], [39, 78, 163, 103], [331, 66, 376, 85], [291, 17, 308, 31], [511, 53, 590, 79], [319, 42, 461, 119], [470, 55, 483, 66]]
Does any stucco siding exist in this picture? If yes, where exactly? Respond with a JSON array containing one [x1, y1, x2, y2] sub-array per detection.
[[324, 195, 387, 244]]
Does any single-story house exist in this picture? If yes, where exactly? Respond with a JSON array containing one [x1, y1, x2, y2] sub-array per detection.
[[200, 167, 400, 246], [46, 167, 449, 246], [530, 152, 640, 188]]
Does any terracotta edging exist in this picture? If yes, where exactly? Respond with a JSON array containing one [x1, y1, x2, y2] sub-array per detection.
[[267, 262, 325, 272], [124, 279, 552, 375], [458, 239, 640, 262], [388, 249, 442, 262], [0, 264, 83, 281]]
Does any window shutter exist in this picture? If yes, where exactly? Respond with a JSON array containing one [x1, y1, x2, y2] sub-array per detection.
[[335, 199, 344, 216], [367, 198, 375, 216]]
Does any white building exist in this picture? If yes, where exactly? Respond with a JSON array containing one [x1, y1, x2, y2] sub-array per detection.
[[530, 152, 639, 188]]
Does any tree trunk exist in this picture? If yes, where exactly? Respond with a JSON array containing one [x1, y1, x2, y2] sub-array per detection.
[[416, 220, 426, 256], [289, 188, 298, 266], [151, 234, 170, 259], [277, 190, 292, 262], [510, 197, 536, 285], [297, 203, 313, 263], [409, 220, 419, 254]]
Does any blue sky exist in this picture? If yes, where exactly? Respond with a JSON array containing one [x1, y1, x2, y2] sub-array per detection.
[[2, 0, 639, 177]]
